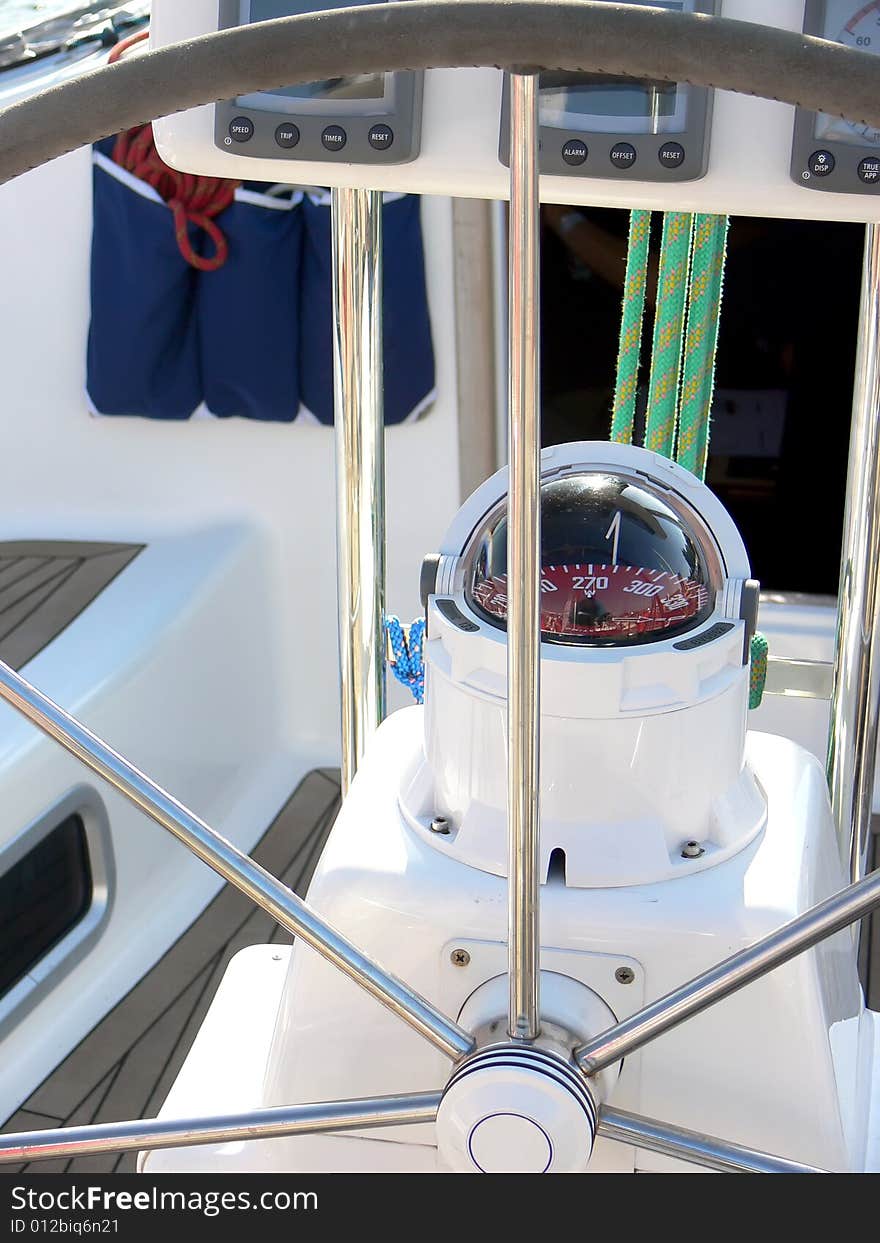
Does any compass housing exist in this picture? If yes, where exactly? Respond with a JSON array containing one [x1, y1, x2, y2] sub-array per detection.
[[404, 442, 767, 887], [465, 468, 721, 647]]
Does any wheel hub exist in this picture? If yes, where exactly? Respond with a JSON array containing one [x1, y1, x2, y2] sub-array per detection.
[[435, 1042, 598, 1173]]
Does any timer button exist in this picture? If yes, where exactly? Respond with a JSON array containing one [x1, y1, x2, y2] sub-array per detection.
[[321, 124, 348, 152], [808, 150, 835, 177], [275, 122, 300, 149], [610, 141, 638, 170], [228, 116, 255, 143], [658, 141, 685, 169], [368, 123, 394, 150], [561, 139, 588, 166], [859, 157, 880, 184]]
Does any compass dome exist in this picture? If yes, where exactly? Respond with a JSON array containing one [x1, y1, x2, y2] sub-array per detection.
[[465, 470, 721, 646]]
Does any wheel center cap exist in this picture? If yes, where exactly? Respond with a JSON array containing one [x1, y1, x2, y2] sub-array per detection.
[[468, 1112, 553, 1173], [436, 1043, 598, 1174]]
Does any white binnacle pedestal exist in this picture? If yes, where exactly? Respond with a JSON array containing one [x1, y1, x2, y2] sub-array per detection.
[[146, 709, 877, 1173]]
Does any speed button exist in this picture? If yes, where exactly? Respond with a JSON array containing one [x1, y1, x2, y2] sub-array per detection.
[[228, 116, 255, 143]]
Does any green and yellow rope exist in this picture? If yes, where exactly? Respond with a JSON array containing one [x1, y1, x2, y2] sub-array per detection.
[[749, 632, 769, 709], [676, 213, 730, 481], [644, 211, 694, 458], [611, 209, 652, 446], [609, 208, 768, 708]]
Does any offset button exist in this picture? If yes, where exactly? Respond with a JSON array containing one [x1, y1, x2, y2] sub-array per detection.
[[561, 139, 588, 166], [321, 124, 347, 152], [610, 141, 638, 170], [859, 156, 880, 184], [368, 123, 394, 151], [808, 149, 835, 177], [658, 141, 685, 169], [275, 122, 300, 149], [228, 116, 255, 143]]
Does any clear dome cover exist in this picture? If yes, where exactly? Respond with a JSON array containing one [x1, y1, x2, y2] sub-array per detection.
[[466, 471, 720, 646]]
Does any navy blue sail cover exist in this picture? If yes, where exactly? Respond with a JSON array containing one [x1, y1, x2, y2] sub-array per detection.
[[198, 186, 303, 421], [299, 191, 436, 425], [88, 153, 435, 424], [87, 141, 203, 419]]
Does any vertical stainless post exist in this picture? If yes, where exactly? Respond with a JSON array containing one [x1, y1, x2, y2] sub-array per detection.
[[507, 72, 541, 1042], [332, 188, 386, 794], [828, 224, 880, 883]]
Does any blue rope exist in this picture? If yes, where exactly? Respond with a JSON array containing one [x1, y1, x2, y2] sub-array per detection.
[[385, 615, 426, 704]]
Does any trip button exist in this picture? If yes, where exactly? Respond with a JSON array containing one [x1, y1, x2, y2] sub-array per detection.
[[368, 123, 394, 151], [610, 141, 637, 170], [808, 150, 835, 177], [321, 125, 348, 152], [859, 156, 880, 184], [228, 116, 255, 143], [275, 122, 300, 149], [561, 139, 588, 166], [658, 141, 685, 169]]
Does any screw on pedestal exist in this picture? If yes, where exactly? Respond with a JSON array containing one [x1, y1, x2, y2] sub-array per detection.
[[681, 840, 706, 859], [430, 817, 451, 835]]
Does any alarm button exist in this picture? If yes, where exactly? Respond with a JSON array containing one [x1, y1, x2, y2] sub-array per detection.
[[561, 139, 588, 166]]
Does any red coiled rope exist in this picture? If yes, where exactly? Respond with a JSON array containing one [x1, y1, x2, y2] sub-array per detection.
[[107, 30, 150, 64], [112, 123, 240, 271]]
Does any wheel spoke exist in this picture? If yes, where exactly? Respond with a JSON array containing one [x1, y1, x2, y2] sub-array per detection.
[[0, 1092, 442, 1165], [506, 70, 542, 1043], [0, 661, 473, 1063], [574, 865, 880, 1075], [597, 1107, 826, 1174]]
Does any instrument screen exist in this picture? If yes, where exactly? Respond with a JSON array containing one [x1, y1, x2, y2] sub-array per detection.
[[499, 0, 717, 183], [792, 0, 880, 190], [238, 0, 386, 106], [214, 0, 422, 165], [816, 1, 880, 146]]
